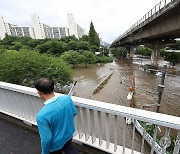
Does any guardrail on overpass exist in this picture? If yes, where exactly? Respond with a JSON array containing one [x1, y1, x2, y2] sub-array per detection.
[[0, 81, 180, 154], [112, 0, 179, 46]]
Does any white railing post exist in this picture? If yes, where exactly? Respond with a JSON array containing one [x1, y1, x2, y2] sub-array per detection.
[[131, 120, 136, 154], [150, 125, 158, 154], [173, 131, 180, 154], [105, 113, 110, 149], [123, 117, 126, 153], [82, 108, 89, 141], [114, 115, 118, 152], [161, 127, 171, 154], [89, 109, 96, 143], [140, 122, 147, 153], [76, 106, 83, 139], [97, 111, 102, 146]]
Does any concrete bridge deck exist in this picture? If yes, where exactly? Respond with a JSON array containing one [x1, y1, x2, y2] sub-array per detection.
[[0, 113, 107, 154], [0, 113, 41, 154]]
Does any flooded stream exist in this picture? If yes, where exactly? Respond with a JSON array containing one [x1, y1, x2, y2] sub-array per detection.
[[73, 58, 180, 117], [72, 58, 180, 153]]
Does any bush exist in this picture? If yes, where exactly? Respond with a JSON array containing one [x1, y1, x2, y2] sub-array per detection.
[[60, 50, 82, 67], [136, 45, 152, 56], [0, 50, 72, 86], [81, 50, 96, 67], [96, 55, 113, 63], [110, 47, 127, 58], [164, 52, 180, 64]]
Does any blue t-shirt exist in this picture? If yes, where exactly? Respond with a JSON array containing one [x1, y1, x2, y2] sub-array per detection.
[[36, 95, 77, 154]]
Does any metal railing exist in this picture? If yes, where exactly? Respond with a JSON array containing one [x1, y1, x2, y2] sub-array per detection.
[[0, 81, 180, 154], [112, 0, 178, 45]]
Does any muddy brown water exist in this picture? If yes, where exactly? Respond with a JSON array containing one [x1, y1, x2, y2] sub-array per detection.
[[72, 58, 180, 153]]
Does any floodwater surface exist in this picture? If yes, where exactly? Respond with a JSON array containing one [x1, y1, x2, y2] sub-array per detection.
[[72, 58, 180, 153]]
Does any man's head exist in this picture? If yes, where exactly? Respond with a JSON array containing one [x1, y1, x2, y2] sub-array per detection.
[[34, 78, 55, 100]]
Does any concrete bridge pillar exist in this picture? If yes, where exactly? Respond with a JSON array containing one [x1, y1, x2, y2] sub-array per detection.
[[151, 44, 160, 66], [130, 46, 135, 58], [145, 42, 168, 66], [126, 46, 136, 58]]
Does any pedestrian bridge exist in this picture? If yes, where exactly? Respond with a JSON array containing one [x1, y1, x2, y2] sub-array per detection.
[[0, 81, 180, 154]]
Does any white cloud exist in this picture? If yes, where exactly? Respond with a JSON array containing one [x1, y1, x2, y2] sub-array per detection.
[[0, 0, 161, 43]]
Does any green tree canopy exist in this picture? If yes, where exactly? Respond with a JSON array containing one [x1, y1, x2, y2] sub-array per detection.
[[88, 22, 100, 47], [136, 45, 152, 56], [67, 40, 78, 51], [60, 50, 82, 67], [110, 47, 127, 58], [35, 40, 66, 55], [82, 51, 96, 67], [168, 40, 180, 50], [79, 35, 89, 42], [60, 35, 78, 43], [0, 50, 72, 86], [77, 41, 90, 51]]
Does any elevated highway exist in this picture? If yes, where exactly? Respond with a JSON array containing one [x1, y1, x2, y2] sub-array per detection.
[[111, 0, 180, 65]]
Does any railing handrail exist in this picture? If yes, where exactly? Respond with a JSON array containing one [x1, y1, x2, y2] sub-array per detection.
[[1, 81, 180, 130], [112, 0, 179, 45]]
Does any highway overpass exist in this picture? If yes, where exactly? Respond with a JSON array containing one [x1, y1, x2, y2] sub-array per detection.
[[111, 0, 180, 65]]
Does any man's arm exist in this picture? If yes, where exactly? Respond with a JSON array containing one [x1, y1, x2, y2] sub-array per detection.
[[37, 119, 52, 154]]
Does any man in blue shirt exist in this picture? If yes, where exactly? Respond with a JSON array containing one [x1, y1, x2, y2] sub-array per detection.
[[34, 78, 79, 154]]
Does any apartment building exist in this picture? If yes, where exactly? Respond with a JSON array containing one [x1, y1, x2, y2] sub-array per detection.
[[67, 14, 85, 38], [31, 14, 70, 39], [0, 14, 85, 40], [0, 16, 35, 40]]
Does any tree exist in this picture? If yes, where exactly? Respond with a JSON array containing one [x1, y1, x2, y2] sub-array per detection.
[[35, 40, 66, 55], [0, 50, 72, 86], [77, 41, 90, 51], [136, 45, 152, 56], [88, 22, 100, 47], [110, 47, 127, 58], [82, 51, 96, 67], [27, 39, 42, 49], [67, 40, 78, 51], [168, 40, 180, 50], [79, 35, 89, 42], [11, 42, 23, 51], [60, 50, 82, 67], [47, 40, 66, 55], [0, 34, 18, 46], [60, 35, 77, 43], [90, 45, 100, 53]]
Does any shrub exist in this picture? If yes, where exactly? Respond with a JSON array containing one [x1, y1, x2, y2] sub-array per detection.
[[60, 50, 82, 67], [0, 50, 72, 86]]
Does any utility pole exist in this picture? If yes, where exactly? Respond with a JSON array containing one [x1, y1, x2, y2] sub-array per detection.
[[156, 65, 167, 113]]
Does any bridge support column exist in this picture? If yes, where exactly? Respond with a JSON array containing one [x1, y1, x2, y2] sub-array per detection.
[[145, 42, 168, 66], [127, 46, 136, 58], [151, 45, 160, 66], [130, 46, 135, 58]]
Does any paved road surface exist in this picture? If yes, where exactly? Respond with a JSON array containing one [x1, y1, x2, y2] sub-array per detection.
[[0, 113, 107, 154], [0, 115, 41, 154]]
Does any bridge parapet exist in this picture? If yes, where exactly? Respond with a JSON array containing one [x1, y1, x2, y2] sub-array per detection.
[[0, 81, 180, 154], [112, 0, 179, 46]]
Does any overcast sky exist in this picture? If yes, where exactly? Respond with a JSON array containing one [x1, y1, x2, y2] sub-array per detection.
[[0, 0, 161, 43]]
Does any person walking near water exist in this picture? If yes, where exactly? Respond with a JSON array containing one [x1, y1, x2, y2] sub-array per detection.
[[34, 78, 79, 154]]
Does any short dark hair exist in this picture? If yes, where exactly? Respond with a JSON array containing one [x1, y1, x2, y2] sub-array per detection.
[[34, 78, 54, 94]]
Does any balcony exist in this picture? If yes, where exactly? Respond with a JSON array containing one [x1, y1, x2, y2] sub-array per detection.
[[0, 81, 180, 154]]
